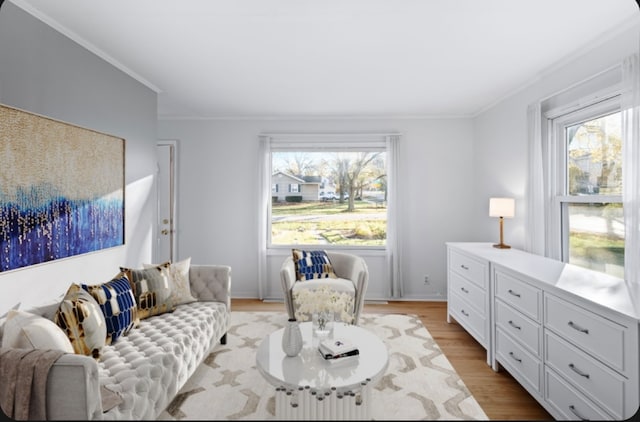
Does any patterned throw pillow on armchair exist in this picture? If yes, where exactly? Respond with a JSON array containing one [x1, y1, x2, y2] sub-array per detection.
[[291, 249, 338, 281]]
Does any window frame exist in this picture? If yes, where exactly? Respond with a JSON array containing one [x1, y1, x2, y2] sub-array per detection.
[[547, 94, 624, 268], [269, 148, 388, 250], [262, 133, 395, 252]]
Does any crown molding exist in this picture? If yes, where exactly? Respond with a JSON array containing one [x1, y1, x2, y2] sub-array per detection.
[[472, 14, 640, 118], [10, 0, 162, 93], [157, 113, 473, 121]]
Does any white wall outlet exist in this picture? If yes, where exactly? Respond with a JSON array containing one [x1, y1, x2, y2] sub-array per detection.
[[424, 275, 429, 284]]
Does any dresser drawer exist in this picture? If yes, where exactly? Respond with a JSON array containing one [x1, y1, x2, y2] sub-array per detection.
[[449, 291, 486, 346], [495, 299, 541, 357], [449, 270, 485, 315], [449, 249, 487, 290], [545, 293, 627, 374], [545, 330, 624, 419], [496, 328, 542, 395], [494, 269, 542, 323], [545, 367, 613, 420]]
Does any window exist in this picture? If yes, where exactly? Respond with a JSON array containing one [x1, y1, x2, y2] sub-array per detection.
[[549, 96, 624, 277], [270, 150, 387, 247], [260, 133, 397, 250]]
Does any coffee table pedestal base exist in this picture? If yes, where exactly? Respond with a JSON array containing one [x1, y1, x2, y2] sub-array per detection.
[[275, 382, 373, 420]]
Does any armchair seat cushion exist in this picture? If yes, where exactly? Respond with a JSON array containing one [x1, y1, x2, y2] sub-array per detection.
[[291, 278, 355, 296]]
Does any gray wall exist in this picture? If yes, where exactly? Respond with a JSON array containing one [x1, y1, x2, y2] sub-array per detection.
[[0, 2, 158, 313]]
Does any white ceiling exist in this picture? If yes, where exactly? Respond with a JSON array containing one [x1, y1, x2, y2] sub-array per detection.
[[10, 0, 639, 119]]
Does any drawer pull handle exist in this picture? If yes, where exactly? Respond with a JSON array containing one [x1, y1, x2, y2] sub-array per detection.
[[460, 287, 469, 294], [568, 321, 589, 334], [508, 351, 522, 363], [460, 264, 469, 270], [569, 363, 590, 379], [508, 320, 521, 330], [569, 405, 590, 421], [507, 289, 521, 298], [461, 309, 469, 317]]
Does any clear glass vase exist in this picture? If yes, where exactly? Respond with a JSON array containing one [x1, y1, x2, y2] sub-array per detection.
[[312, 310, 334, 338]]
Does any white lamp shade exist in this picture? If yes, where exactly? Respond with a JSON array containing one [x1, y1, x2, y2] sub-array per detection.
[[489, 197, 515, 218]]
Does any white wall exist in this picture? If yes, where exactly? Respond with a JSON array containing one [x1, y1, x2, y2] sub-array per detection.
[[0, 2, 158, 313], [472, 21, 640, 252], [158, 118, 475, 301]]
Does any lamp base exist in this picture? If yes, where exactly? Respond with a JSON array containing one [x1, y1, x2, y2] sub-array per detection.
[[493, 243, 511, 249]]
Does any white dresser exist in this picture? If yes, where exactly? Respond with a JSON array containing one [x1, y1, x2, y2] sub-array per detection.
[[446, 242, 640, 420], [446, 245, 492, 366]]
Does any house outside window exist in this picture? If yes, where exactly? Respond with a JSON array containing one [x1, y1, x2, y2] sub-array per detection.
[[548, 95, 624, 278]]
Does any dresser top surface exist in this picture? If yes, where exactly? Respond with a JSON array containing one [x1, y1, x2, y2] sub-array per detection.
[[447, 242, 640, 321]]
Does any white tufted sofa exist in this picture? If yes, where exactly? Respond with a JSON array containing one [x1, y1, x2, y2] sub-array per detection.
[[0, 264, 231, 420]]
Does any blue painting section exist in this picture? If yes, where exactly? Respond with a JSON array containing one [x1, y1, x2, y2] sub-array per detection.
[[0, 191, 124, 272]]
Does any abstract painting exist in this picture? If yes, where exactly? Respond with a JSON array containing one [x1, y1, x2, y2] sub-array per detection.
[[0, 104, 125, 272]]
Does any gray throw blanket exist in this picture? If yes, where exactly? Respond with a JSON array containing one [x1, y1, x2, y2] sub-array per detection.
[[0, 348, 66, 420]]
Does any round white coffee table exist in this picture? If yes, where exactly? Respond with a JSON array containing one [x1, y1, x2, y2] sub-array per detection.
[[256, 321, 388, 420]]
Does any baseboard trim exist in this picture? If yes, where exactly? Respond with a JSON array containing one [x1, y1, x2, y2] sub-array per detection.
[[261, 298, 389, 305]]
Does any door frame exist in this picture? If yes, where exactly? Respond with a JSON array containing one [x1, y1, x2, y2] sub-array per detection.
[[157, 139, 179, 263]]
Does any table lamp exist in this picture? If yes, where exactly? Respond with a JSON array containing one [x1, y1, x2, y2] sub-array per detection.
[[489, 197, 515, 249]]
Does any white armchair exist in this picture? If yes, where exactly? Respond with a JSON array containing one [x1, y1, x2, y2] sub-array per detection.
[[280, 251, 369, 325]]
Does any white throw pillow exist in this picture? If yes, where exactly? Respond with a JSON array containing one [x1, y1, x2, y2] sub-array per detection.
[[143, 257, 197, 305], [0, 302, 21, 341], [2, 309, 74, 353]]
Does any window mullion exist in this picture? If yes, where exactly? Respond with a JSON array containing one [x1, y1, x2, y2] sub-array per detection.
[[557, 195, 622, 204]]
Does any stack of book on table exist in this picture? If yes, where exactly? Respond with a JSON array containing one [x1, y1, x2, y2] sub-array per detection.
[[318, 337, 359, 360]]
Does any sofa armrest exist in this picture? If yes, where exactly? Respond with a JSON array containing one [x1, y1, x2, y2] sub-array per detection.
[[189, 265, 231, 311], [46, 353, 102, 420]]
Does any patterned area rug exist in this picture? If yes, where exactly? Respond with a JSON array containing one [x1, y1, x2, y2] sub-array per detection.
[[158, 311, 488, 420]]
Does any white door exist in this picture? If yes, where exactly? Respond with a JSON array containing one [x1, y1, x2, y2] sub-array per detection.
[[157, 141, 177, 263]]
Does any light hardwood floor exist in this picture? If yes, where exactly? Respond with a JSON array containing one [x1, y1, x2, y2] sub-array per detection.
[[231, 298, 554, 421]]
